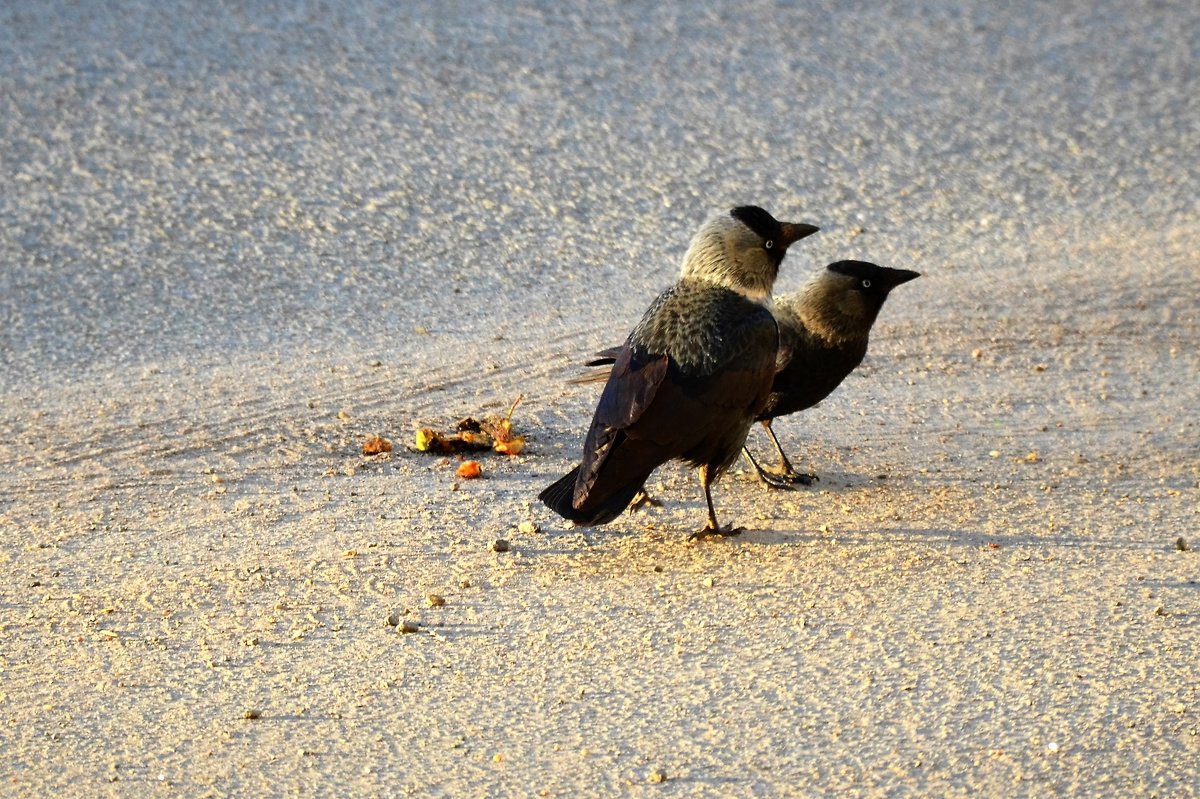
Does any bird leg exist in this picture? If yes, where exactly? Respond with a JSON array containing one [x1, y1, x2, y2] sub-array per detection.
[[688, 464, 744, 541], [745, 420, 817, 489], [626, 487, 662, 514]]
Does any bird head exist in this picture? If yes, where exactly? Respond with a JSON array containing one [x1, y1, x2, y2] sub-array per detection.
[[792, 260, 921, 343], [679, 206, 820, 302], [826, 260, 921, 297]]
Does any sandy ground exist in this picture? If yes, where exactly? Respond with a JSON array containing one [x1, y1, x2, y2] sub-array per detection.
[[2, 1, 1198, 796]]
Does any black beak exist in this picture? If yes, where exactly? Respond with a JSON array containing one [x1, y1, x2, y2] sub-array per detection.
[[779, 222, 820, 248], [888, 268, 921, 287]]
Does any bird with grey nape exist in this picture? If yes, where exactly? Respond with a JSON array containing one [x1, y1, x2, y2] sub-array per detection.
[[746, 260, 920, 487], [539, 206, 819, 539]]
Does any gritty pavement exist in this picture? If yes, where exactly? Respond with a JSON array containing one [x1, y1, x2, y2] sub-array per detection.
[[1, 2, 1198, 796]]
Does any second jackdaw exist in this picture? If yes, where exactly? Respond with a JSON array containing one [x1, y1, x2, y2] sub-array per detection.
[[747, 260, 920, 487]]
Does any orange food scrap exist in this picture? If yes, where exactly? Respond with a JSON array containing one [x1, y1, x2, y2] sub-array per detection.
[[363, 436, 393, 455], [456, 460, 482, 479], [494, 436, 525, 456]]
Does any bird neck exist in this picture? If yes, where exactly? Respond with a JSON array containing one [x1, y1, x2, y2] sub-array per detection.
[[678, 221, 778, 303]]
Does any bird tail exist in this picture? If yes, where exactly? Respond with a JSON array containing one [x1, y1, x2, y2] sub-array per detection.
[[538, 465, 647, 527], [566, 348, 619, 386]]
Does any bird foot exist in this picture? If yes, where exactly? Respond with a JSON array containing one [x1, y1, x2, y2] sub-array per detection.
[[755, 468, 818, 490], [687, 524, 744, 541], [626, 490, 662, 513]]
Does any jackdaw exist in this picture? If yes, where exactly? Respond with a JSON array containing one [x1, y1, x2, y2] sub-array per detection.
[[747, 260, 920, 487], [539, 206, 819, 538]]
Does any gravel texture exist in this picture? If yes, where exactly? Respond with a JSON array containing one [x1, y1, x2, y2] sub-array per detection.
[[1, 1, 1198, 796]]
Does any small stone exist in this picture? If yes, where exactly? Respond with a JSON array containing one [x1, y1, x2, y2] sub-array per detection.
[[518, 521, 539, 535], [971, 348, 983, 359], [1175, 537, 1190, 552], [492, 539, 511, 553], [242, 709, 262, 720], [459, 578, 472, 589], [386, 610, 402, 627], [425, 593, 446, 608], [398, 619, 420, 634], [648, 770, 667, 783]]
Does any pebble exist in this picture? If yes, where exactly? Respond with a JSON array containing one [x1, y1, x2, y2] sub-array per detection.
[[398, 619, 420, 634], [425, 593, 446, 608], [518, 521, 539, 535], [648, 770, 667, 783], [1175, 536, 1190, 552], [242, 709, 262, 720], [492, 539, 511, 553]]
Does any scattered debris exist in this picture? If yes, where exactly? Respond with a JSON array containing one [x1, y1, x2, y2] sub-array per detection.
[[362, 436, 393, 455], [414, 427, 490, 455], [413, 395, 527, 457], [456, 460, 482, 479]]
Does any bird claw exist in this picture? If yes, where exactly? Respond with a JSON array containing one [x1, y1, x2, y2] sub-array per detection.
[[626, 490, 662, 513], [687, 524, 744, 541], [756, 468, 818, 490]]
